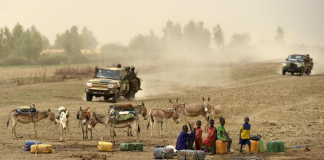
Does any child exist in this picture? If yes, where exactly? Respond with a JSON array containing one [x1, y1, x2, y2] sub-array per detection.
[[217, 117, 232, 153], [175, 125, 195, 150], [240, 116, 252, 154], [192, 120, 203, 150], [202, 119, 217, 154]]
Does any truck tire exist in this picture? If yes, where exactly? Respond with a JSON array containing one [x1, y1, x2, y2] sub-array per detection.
[[306, 68, 311, 75], [112, 90, 119, 103], [126, 90, 134, 101], [282, 70, 286, 75], [291, 72, 294, 75], [299, 69, 303, 76], [86, 93, 93, 101], [104, 96, 109, 101]]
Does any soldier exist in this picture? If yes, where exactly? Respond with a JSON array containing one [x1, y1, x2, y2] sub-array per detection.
[[117, 63, 121, 68], [93, 66, 99, 78], [131, 66, 142, 90]]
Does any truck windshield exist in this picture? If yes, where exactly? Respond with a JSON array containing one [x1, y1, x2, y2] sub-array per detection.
[[288, 55, 304, 61], [96, 70, 120, 80]]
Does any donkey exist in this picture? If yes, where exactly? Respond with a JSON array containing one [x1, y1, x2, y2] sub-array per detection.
[[88, 112, 140, 143], [170, 98, 209, 131], [77, 107, 94, 140], [126, 102, 148, 136], [147, 108, 180, 138], [7, 108, 55, 139], [203, 97, 224, 120], [58, 107, 70, 141]]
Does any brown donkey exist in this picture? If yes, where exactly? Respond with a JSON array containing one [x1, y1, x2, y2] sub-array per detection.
[[77, 107, 94, 140], [170, 98, 209, 131], [88, 112, 140, 143], [203, 97, 224, 120], [7, 109, 55, 139], [146, 108, 180, 138]]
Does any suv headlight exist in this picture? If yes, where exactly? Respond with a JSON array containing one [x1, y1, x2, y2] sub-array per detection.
[[283, 63, 286, 66], [108, 84, 117, 88], [86, 82, 92, 87]]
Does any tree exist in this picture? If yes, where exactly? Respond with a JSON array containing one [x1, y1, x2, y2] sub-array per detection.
[[54, 33, 64, 49], [101, 43, 127, 56], [183, 21, 210, 50], [41, 35, 50, 49], [128, 31, 165, 54], [213, 24, 224, 48], [63, 26, 82, 56], [228, 33, 250, 47], [162, 20, 182, 51], [81, 27, 99, 49], [275, 27, 285, 44]]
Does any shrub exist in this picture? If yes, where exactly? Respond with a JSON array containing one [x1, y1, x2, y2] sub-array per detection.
[[36, 54, 69, 65], [0, 57, 31, 66], [69, 54, 89, 64]]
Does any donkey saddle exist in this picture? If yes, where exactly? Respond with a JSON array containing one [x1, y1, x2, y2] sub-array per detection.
[[15, 106, 38, 116]]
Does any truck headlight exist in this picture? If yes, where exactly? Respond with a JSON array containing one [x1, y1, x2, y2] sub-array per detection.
[[86, 82, 92, 87], [108, 84, 117, 88], [297, 64, 303, 67], [283, 63, 286, 66]]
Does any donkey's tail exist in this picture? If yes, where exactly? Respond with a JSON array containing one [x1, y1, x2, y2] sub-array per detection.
[[147, 114, 154, 129], [138, 124, 140, 133], [7, 111, 12, 128]]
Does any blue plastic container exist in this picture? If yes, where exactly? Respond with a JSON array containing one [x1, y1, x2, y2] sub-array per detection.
[[24, 141, 41, 151]]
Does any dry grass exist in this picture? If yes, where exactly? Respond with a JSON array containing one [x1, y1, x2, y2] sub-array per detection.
[[0, 60, 250, 86]]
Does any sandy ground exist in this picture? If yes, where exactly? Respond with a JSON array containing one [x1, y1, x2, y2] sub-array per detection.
[[0, 62, 324, 160]]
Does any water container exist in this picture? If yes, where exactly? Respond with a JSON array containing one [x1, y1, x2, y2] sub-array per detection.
[[277, 141, 285, 152], [98, 142, 113, 152], [258, 139, 265, 153], [154, 147, 174, 159], [267, 141, 279, 153], [24, 141, 41, 151], [177, 150, 186, 160], [30, 144, 54, 153], [247, 140, 259, 154], [120, 143, 135, 151], [132, 142, 143, 151], [216, 140, 227, 154], [185, 150, 206, 160]]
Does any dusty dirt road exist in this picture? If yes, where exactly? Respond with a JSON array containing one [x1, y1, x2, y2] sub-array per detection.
[[0, 62, 323, 160]]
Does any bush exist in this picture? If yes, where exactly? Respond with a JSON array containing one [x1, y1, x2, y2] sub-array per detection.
[[36, 54, 69, 65], [69, 54, 89, 64], [0, 57, 31, 66]]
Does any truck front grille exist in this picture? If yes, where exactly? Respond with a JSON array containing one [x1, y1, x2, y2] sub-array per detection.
[[92, 83, 108, 88]]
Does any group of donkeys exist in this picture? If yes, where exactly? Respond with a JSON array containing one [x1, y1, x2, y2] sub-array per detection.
[[6, 97, 223, 143]]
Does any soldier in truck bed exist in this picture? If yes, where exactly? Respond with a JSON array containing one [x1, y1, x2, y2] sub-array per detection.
[[131, 66, 142, 90]]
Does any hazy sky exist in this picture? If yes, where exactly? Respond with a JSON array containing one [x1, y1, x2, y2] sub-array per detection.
[[1, 0, 323, 47]]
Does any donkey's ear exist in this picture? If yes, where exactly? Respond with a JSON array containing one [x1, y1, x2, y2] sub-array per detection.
[[176, 98, 178, 103], [80, 107, 82, 111], [208, 97, 210, 102], [48, 109, 51, 112], [142, 101, 144, 106], [202, 97, 205, 101], [169, 99, 172, 104], [66, 109, 69, 115]]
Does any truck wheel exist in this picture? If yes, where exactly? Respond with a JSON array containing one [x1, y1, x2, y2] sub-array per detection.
[[282, 70, 286, 75], [104, 96, 109, 101], [291, 72, 294, 75], [126, 90, 134, 101], [112, 90, 119, 103], [306, 68, 311, 75], [299, 69, 303, 76], [86, 93, 93, 101]]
